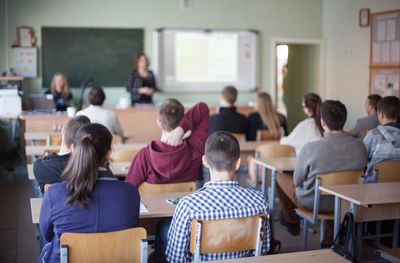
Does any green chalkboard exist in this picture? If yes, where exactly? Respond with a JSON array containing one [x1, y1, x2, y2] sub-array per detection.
[[42, 27, 143, 87]]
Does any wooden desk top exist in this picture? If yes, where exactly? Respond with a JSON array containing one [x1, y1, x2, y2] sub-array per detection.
[[24, 132, 134, 142], [251, 157, 297, 172], [239, 140, 278, 152], [207, 249, 349, 262], [319, 182, 400, 206], [30, 192, 189, 224]]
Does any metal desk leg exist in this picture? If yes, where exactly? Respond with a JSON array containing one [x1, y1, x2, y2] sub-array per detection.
[[349, 202, 360, 258], [334, 196, 341, 244], [269, 169, 277, 235], [261, 167, 267, 196], [254, 163, 259, 190], [393, 219, 399, 248]]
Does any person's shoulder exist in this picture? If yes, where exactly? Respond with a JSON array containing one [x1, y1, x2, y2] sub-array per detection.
[[113, 181, 140, 196]]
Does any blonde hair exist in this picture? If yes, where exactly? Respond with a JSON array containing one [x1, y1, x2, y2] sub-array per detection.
[[50, 73, 70, 100], [255, 93, 281, 136]]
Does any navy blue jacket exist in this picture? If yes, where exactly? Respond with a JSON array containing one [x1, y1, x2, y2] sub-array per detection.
[[39, 170, 140, 263], [209, 107, 248, 136]]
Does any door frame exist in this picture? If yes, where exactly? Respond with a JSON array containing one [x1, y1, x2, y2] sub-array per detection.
[[270, 38, 325, 104]]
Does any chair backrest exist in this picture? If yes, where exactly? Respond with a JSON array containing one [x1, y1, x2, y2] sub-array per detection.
[[256, 129, 280, 141], [373, 161, 400, 182], [231, 133, 246, 142], [189, 214, 267, 261], [112, 134, 123, 145], [138, 181, 196, 194], [43, 149, 59, 157], [47, 134, 63, 146], [317, 170, 364, 195], [110, 150, 138, 162], [60, 227, 147, 263], [255, 143, 294, 158], [44, 184, 51, 192]]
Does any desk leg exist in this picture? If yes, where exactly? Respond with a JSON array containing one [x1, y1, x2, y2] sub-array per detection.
[[269, 169, 276, 235], [349, 202, 361, 259], [254, 163, 259, 190], [393, 219, 399, 248], [334, 196, 341, 244], [261, 167, 267, 196]]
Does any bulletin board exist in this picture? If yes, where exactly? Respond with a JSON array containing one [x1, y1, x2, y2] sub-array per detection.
[[370, 9, 400, 97]]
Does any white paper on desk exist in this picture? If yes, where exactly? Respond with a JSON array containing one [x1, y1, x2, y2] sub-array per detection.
[[381, 41, 390, 62], [391, 41, 400, 63], [386, 19, 396, 41], [377, 21, 386, 41], [140, 202, 149, 214], [373, 42, 381, 63]]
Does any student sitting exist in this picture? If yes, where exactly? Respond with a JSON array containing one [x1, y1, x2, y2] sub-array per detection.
[[76, 86, 124, 137], [209, 86, 247, 135], [39, 123, 140, 263], [125, 99, 209, 187], [280, 93, 324, 154], [363, 96, 400, 183], [45, 72, 72, 111], [166, 131, 271, 262], [349, 94, 382, 139], [246, 92, 288, 140], [276, 100, 367, 246], [33, 115, 90, 193]]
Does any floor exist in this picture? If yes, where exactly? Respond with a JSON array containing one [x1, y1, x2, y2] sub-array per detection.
[[0, 150, 389, 262]]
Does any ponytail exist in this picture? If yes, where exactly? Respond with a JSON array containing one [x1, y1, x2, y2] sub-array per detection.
[[304, 93, 324, 137]]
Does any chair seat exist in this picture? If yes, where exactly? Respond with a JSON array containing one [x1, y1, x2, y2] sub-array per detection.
[[295, 208, 334, 220], [377, 248, 400, 262]]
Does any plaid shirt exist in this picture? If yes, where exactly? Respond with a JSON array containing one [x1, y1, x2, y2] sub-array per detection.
[[166, 180, 270, 262], [126, 69, 157, 104]]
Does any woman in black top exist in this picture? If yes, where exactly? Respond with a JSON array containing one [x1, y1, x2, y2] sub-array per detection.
[[45, 73, 73, 111], [126, 53, 157, 105]]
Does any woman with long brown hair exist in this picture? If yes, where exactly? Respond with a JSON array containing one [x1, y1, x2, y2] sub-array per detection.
[[280, 93, 324, 154], [45, 72, 73, 111], [246, 92, 288, 140], [39, 123, 140, 263]]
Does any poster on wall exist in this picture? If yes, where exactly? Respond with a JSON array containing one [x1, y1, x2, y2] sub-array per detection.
[[371, 68, 400, 97], [12, 47, 37, 78]]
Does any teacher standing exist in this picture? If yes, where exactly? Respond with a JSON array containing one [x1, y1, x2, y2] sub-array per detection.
[[126, 53, 157, 105]]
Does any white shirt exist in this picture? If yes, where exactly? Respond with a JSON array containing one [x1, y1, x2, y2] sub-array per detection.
[[280, 118, 322, 155], [76, 105, 124, 136]]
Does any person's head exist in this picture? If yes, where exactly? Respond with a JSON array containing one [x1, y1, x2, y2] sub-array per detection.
[[255, 92, 281, 136], [50, 73, 69, 99], [377, 96, 400, 125], [157, 98, 185, 132], [203, 131, 241, 180], [220, 86, 238, 107], [365, 94, 382, 115], [302, 93, 324, 136], [88, 86, 105, 106], [62, 123, 113, 208], [61, 115, 91, 150], [134, 53, 149, 71], [320, 100, 347, 132]]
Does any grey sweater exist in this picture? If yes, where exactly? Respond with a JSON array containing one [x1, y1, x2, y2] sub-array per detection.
[[294, 132, 368, 211]]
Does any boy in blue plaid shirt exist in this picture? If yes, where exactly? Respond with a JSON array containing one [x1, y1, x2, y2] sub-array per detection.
[[166, 131, 271, 262]]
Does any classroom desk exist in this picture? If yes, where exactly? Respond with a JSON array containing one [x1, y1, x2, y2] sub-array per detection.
[[320, 182, 400, 252], [207, 249, 350, 263], [250, 157, 297, 233], [30, 191, 190, 224]]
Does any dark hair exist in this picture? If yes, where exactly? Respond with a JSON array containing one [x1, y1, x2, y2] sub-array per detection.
[[367, 94, 382, 112], [205, 131, 240, 172], [133, 53, 149, 69], [63, 115, 91, 148], [377, 96, 400, 120], [88, 86, 105, 106], [62, 123, 112, 208], [321, 100, 347, 131], [222, 86, 238, 105], [158, 98, 184, 132], [304, 93, 324, 136]]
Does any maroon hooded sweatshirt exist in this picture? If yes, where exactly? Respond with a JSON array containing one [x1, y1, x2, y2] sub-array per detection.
[[125, 102, 210, 187]]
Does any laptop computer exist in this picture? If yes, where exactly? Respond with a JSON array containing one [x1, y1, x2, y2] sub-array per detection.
[[29, 94, 56, 111]]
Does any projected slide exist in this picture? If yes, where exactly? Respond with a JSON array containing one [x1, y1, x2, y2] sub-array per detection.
[[175, 32, 238, 82]]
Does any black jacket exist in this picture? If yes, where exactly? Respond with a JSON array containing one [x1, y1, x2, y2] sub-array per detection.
[[246, 112, 288, 141], [33, 153, 70, 192], [209, 107, 248, 135]]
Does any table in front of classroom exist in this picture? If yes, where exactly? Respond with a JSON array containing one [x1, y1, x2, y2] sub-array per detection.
[[320, 182, 400, 253], [250, 157, 297, 233], [207, 249, 350, 263]]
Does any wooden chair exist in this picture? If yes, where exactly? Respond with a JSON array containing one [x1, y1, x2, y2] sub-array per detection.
[[60, 227, 147, 263], [255, 143, 294, 159], [47, 134, 63, 146], [256, 129, 280, 141], [110, 150, 138, 162], [373, 161, 400, 182], [111, 134, 123, 145], [377, 248, 400, 263], [231, 133, 246, 142], [295, 170, 364, 250], [43, 149, 59, 157], [138, 181, 196, 194], [189, 213, 267, 261]]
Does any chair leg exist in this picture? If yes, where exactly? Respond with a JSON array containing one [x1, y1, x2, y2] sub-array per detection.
[[376, 221, 382, 246], [357, 222, 362, 259], [302, 219, 308, 251], [393, 219, 399, 248], [320, 220, 325, 243]]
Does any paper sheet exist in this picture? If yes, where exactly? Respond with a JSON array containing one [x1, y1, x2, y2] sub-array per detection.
[[387, 74, 400, 96], [386, 19, 396, 41], [373, 42, 381, 63], [381, 42, 390, 62], [377, 21, 387, 41], [391, 41, 400, 63], [140, 202, 149, 214], [373, 74, 386, 95]]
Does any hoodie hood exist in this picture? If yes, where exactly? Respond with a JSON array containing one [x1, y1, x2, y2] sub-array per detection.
[[147, 140, 194, 179], [377, 124, 400, 147]]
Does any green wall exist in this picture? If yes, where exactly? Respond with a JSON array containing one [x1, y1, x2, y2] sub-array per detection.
[[0, 0, 323, 107]]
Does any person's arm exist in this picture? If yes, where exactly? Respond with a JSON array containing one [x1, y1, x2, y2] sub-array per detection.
[[363, 131, 374, 161], [293, 143, 311, 187], [148, 71, 158, 92], [261, 201, 271, 255], [125, 149, 147, 187], [33, 159, 46, 193], [279, 114, 289, 136], [246, 114, 258, 141], [126, 70, 142, 102], [39, 190, 55, 242], [349, 119, 363, 138], [111, 112, 124, 137]]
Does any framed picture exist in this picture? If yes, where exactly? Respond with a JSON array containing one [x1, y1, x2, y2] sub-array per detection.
[[359, 8, 370, 27], [18, 27, 33, 47]]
